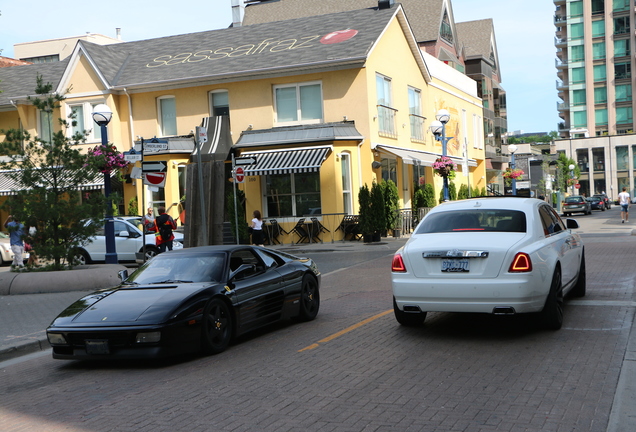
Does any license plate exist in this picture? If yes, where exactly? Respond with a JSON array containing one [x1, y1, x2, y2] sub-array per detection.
[[85, 339, 110, 355], [441, 259, 470, 272]]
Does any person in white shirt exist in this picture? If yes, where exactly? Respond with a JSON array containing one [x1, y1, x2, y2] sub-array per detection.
[[618, 187, 630, 223], [250, 210, 264, 246]]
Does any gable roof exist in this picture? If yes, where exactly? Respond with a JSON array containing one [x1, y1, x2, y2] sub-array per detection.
[[0, 59, 69, 107], [455, 19, 502, 79], [243, 0, 450, 44], [0, 5, 427, 105]]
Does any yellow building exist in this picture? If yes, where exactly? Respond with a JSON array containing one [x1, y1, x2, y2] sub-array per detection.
[[0, 4, 485, 242]]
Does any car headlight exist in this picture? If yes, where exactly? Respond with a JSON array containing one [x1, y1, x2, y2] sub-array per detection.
[[135, 331, 161, 343], [47, 333, 68, 345]]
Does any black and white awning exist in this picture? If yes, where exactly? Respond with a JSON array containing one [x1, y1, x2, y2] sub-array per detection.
[[240, 146, 332, 176]]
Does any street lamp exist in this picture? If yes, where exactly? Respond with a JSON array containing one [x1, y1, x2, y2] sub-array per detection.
[[569, 164, 576, 195], [430, 109, 452, 201], [92, 104, 118, 264], [508, 144, 518, 196]]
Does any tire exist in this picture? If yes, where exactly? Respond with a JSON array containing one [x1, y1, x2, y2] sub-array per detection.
[[297, 274, 320, 322], [393, 297, 427, 326], [601, 207, 605, 211], [73, 249, 91, 266], [540, 267, 564, 330], [570, 252, 586, 298], [144, 246, 159, 261], [201, 298, 233, 355]]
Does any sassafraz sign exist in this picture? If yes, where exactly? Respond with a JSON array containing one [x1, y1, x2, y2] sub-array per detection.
[[146, 29, 358, 68]]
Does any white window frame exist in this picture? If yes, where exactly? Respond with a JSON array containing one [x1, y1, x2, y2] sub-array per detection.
[[209, 89, 230, 117], [273, 81, 323, 126], [340, 152, 353, 215], [65, 101, 105, 143], [38, 109, 53, 144], [408, 86, 425, 141], [157, 95, 177, 137], [376, 73, 397, 138]]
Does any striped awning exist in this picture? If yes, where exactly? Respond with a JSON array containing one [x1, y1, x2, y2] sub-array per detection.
[[240, 146, 331, 176], [375, 144, 478, 167], [0, 169, 113, 196]]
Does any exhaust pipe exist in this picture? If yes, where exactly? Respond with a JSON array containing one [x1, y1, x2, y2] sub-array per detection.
[[492, 306, 516, 315], [403, 305, 422, 313]]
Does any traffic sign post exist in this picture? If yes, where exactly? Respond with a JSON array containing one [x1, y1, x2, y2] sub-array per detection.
[[234, 156, 257, 166], [142, 161, 167, 173]]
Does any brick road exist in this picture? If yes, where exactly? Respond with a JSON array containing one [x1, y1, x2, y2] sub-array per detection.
[[0, 233, 634, 432]]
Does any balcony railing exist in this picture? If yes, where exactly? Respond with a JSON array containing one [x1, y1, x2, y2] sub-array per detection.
[[377, 105, 398, 138], [409, 114, 425, 141]]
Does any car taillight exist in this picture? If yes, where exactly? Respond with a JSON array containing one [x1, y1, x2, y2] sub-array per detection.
[[392, 254, 406, 272], [509, 252, 532, 272]]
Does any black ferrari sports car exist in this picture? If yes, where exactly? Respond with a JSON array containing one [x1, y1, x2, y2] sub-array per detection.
[[47, 245, 321, 360]]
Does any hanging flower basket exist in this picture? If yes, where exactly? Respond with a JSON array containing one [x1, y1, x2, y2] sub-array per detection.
[[502, 168, 524, 186], [433, 156, 456, 178], [567, 178, 578, 186], [86, 144, 128, 173]]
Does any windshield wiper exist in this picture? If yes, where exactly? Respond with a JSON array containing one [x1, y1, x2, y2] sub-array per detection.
[[121, 281, 138, 285], [155, 279, 193, 284]]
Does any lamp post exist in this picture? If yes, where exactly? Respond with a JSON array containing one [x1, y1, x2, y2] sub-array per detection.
[[569, 164, 576, 195], [508, 144, 518, 196], [430, 109, 452, 202], [92, 104, 118, 264]]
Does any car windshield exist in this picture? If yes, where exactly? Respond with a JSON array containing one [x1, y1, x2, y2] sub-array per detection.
[[565, 197, 583, 203], [126, 252, 225, 284], [416, 209, 526, 233]]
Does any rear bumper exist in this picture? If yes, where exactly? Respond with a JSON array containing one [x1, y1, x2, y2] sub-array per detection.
[[392, 275, 548, 314]]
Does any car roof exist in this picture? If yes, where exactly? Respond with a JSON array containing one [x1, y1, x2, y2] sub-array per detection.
[[160, 245, 266, 256]]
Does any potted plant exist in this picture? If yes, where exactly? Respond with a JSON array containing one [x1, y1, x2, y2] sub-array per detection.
[[502, 168, 524, 186], [433, 156, 457, 179], [358, 184, 373, 243]]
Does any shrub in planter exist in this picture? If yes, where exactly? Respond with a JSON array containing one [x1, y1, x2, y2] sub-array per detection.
[[382, 179, 400, 234], [358, 184, 372, 237], [370, 182, 386, 240]]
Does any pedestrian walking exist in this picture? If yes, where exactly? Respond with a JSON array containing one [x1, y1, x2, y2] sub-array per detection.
[[250, 210, 265, 246], [4, 215, 25, 267], [153, 206, 177, 253], [619, 187, 630, 223]]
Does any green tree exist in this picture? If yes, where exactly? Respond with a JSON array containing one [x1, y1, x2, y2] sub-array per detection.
[[382, 179, 399, 231], [370, 182, 386, 234], [0, 76, 108, 270], [358, 184, 372, 235], [457, 184, 469, 200], [449, 181, 457, 200], [423, 183, 436, 207], [554, 153, 578, 192]]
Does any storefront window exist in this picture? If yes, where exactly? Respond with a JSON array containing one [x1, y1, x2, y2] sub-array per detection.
[[592, 148, 605, 171], [381, 157, 397, 184], [265, 172, 321, 217]]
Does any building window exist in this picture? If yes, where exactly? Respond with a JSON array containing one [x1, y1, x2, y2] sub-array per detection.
[[570, 45, 585, 62], [573, 110, 587, 128], [595, 108, 608, 125], [616, 106, 633, 124], [265, 172, 321, 217], [591, 0, 604, 15], [573, 89, 587, 106], [616, 84, 632, 102], [340, 153, 352, 215], [615, 62, 631, 80], [593, 64, 606, 82], [274, 82, 323, 125], [440, 11, 453, 43], [616, 146, 629, 170], [376, 74, 396, 138], [67, 102, 104, 142], [22, 54, 59, 63], [39, 110, 53, 144], [571, 67, 586, 83], [594, 87, 607, 104], [570, 23, 584, 39], [210, 90, 229, 117], [614, 16, 630, 35], [592, 148, 605, 172], [591, 19, 605, 37], [381, 157, 397, 184], [570, 1, 583, 16], [614, 39, 630, 57], [612, 0, 629, 12], [592, 42, 605, 59], [158, 96, 177, 136], [408, 87, 424, 141]]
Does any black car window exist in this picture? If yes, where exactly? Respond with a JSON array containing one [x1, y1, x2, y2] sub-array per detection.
[[416, 209, 526, 233], [114, 221, 127, 237], [229, 249, 264, 279], [539, 205, 564, 235], [548, 207, 566, 232], [128, 253, 225, 284]]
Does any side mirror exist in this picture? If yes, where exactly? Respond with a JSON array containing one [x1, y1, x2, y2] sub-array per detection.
[[118, 269, 129, 281], [118, 230, 130, 238], [565, 219, 579, 229]]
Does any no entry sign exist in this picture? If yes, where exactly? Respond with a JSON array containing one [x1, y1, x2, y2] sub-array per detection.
[[234, 167, 245, 183]]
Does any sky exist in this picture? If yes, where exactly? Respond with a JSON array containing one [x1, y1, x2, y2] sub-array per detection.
[[0, 0, 558, 134]]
